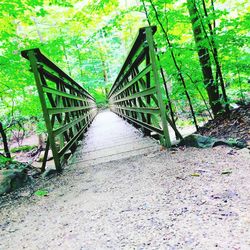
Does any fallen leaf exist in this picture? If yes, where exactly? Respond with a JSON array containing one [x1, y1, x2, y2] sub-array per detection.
[[221, 170, 232, 175], [34, 189, 49, 197], [176, 176, 185, 180], [195, 169, 207, 174], [191, 173, 200, 177]]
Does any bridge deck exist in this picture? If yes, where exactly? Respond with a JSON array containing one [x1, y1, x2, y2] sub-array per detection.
[[71, 110, 161, 166]]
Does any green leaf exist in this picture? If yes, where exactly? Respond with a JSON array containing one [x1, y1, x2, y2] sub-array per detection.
[[191, 173, 200, 177], [34, 189, 49, 197]]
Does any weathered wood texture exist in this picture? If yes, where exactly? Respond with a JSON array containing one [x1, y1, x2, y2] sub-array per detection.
[[71, 110, 161, 166]]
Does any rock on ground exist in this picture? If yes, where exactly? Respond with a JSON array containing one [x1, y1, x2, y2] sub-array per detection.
[[0, 146, 249, 249], [0, 168, 30, 196]]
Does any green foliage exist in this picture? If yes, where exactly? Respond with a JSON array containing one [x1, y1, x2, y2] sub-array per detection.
[[0, 0, 249, 136], [141, 0, 249, 119], [35, 118, 47, 135], [0, 156, 12, 166], [10, 145, 37, 153], [0, 155, 29, 170], [34, 189, 48, 197]]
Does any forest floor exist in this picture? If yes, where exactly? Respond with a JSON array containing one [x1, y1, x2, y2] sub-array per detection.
[[0, 147, 249, 249], [0, 108, 249, 249], [200, 104, 250, 145]]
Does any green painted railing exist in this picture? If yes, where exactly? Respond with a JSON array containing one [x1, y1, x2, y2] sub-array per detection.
[[22, 48, 97, 171], [108, 26, 181, 147]]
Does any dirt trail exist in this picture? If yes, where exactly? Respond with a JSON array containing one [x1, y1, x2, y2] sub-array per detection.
[[0, 146, 249, 249]]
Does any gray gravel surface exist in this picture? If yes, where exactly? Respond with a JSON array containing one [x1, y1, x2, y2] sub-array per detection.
[[0, 146, 249, 249]]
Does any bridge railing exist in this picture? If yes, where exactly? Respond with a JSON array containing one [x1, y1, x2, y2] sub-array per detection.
[[22, 48, 97, 171], [108, 26, 180, 147]]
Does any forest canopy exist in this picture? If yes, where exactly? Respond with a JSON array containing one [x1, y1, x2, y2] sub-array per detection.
[[0, 0, 249, 148]]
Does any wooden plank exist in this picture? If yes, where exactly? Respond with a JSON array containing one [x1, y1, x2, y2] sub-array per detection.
[[112, 86, 156, 104], [116, 106, 160, 115], [43, 86, 86, 102], [112, 110, 164, 135], [109, 64, 152, 100], [53, 109, 96, 136], [48, 105, 96, 115], [41, 68, 95, 100]]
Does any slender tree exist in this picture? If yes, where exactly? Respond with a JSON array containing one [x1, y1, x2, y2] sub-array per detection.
[[200, 0, 230, 114], [147, 0, 199, 130], [187, 0, 223, 116], [0, 122, 11, 158]]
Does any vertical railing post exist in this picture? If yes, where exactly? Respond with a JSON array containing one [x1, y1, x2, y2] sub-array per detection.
[[145, 27, 171, 147], [27, 50, 62, 171]]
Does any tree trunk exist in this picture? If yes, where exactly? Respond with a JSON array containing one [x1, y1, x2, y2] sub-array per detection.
[[201, 0, 229, 114], [0, 122, 11, 158], [187, 0, 222, 116]]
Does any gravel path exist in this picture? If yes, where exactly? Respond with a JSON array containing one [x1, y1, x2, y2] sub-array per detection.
[[0, 146, 249, 249]]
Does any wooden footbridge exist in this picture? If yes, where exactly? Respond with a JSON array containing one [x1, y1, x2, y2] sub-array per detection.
[[21, 26, 183, 171]]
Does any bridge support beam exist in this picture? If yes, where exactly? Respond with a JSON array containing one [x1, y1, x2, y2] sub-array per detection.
[[108, 26, 177, 147], [145, 27, 171, 147], [22, 48, 97, 171]]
